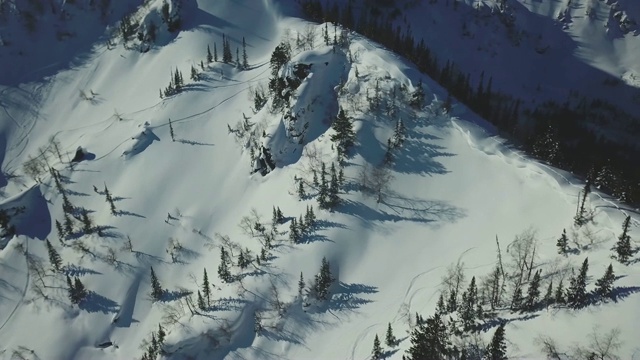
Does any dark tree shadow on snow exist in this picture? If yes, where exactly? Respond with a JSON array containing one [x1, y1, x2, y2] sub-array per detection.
[[79, 291, 119, 314], [63, 264, 102, 277]]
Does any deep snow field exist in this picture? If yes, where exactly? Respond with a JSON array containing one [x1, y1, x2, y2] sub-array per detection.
[[0, 0, 639, 359]]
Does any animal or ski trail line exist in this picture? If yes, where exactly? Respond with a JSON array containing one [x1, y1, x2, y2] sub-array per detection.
[[0, 238, 30, 335], [349, 322, 380, 360]]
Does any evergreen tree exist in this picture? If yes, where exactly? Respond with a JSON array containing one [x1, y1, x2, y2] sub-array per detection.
[[80, 208, 93, 234], [276, 207, 284, 223], [298, 214, 307, 235], [595, 263, 615, 298], [318, 162, 329, 208], [386, 322, 397, 347], [298, 181, 306, 199], [524, 270, 541, 310], [55, 219, 65, 240], [409, 79, 426, 109], [46, 239, 63, 272], [289, 217, 300, 243], [272, 206, 278, 226], [190, 65, 199, 81], [338, 166, 345, 186], [557, 229, 569, 255], [575, 179, 592, 225], [207, 44, 212, 63], [304, 205, 316, 229], [214, 42, 218, 62], [157, 324, 166, 350], [372, 334, 383, 360], [486, 323, 507, 360], [330, 109, 356, 156], [269, 41, 291, 76], [554, 280, 565, 304], [406, 313, 450, 360], [236, 47, 240, 66], [543, 280, 554, 307], [298, 272, 305, 297], [197, 290, 206, 310], [238, 248, 252, 269], [459, 277, 478, 331], [314, 257, 333, 300], [202, 269, 211, 306], [510, 285, 523, 311], [446, 289, 457, 313], [63, 211, 74, 236], [328, 162, 340, 208], [222, 34, 233, 63], [242, 37, 249, 70], [104, 184, 116, 215], [312, 169, 319, 187], [150, 267, 163, 301], [71, 277, 88, 304], [218, 247, 232, 283], [615, 215, 633, 263], [436, 293, 447, 315], [567, 258, 589, 308]]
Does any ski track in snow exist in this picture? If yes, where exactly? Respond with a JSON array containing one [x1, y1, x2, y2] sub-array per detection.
[[349, 322, 379, 360], [0, 238, 30, 336]]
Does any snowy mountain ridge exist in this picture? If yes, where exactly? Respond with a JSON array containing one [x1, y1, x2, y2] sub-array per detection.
[[0, 0, 639, 359]]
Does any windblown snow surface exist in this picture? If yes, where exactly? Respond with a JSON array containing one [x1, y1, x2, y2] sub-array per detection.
[[0, 0, 639, 359]]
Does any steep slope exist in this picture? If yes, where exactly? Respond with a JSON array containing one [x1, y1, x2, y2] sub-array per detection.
[[0, 0, 639, 359]]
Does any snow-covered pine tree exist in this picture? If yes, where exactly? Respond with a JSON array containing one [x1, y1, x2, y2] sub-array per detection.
[[150, 267, 163, 301], [298, 272, 305, 297], [207, 44, 212, 63], [486, 323, 508, 360], [314, 257, 333, 300], [557, 228, 568, 255], [318, 162, 329, 208], [386, 323, 397, 347], [409, 79, 425, 109], [80, 208, 93, 234], [329, 162, 340, 208], [554, 279, 565, 304], [289, 217, 300, 243], [567, 258, 589, 308], [406, 312, 450, 360], [595, 263, 615, 299], [202, 268, 211, 306], [213, 42, 218, 62], [46, 239, 62, 272], [218, 247, 232, 282], [459, 276, 478, 331], [614, 215, 633, 263], [190, 65, 199, 81], [524, 270, 541, 311], [197, 290, 206, 310], [242, 37, 249, 70], [55, 219, 65, 241], [510, 285, 523, 311], [543, 280, 554, 307], [330, 108, 355, 157], [298, 181, 305, 200], [71, 277, 88, 304], [372, 334, 383, 360]]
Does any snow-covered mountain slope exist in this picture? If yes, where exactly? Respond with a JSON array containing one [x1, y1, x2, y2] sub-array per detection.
[[1, 0, 640, 359]]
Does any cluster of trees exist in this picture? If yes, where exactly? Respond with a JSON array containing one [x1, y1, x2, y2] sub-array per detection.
[[299, 0, 640, 205], [289, 205, 317, 243], [160, 68, 185, 98], [205, 34, 249, 69], [66, 275, 88, 305], [140, 324, 166, 360], [559, 215, 636, 264]]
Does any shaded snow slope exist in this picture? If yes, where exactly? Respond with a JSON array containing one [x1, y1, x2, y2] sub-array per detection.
[[0, 0, 639, 359]]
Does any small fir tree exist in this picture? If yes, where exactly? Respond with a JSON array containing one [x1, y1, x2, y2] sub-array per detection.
[[197, 290, 206, 310], [595, 263, 615, 298], [510, 285, 523, 311], [557, 229, 569, 255], [81, 208, 93, 234], [486, 323, 508, 360], [207, 44, 213, 63], [524, 270, 542, 310], [567, 258, 589, 308], [298, 181, 306, 199], [213, 42, 218, 62], [242, 37, 249, 69], [543, 280, 554, 307], [46, 239, 63, 272], [55, 219, 65, 240], [554, 280, 565, 304], [150, 267, 163, 301], [386, 323, 397, 347], [202, 269, 211, 306], [615, 216, 633, 263], [372, 334, 383, 360], [298, 272, 305, 297], [218, 247, 232, 283]]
